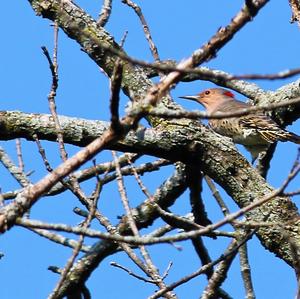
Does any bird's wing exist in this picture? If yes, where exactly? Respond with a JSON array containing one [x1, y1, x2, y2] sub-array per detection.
[[239, 114, 285, 143]]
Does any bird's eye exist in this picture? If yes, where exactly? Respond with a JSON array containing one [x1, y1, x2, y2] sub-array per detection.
[[204, 90, 210, 95]]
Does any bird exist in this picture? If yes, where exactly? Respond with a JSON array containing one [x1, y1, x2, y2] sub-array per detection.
[[180, 88, 300, 162]]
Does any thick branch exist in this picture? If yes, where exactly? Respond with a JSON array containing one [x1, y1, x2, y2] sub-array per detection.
[[1, 110, 299, 267]]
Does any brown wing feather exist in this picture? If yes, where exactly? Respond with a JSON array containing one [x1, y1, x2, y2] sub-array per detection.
[[240, 114, 300, 144], [216, 101, 300, 144]]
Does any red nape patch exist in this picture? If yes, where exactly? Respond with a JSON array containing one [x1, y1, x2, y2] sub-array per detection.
[[223, 91, 234, 98]]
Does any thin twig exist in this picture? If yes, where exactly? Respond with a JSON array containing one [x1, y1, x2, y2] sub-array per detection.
[[0, 147, 30, 187], [239, 243, 256, 299], [43, 26, 87, 203], [97, 0, 112, 27], [126, 156, 215, 245], [113, 151, 176, 298], [232, 67, 300, 80], [88, 36, 300, 83], [42, 27, 68, 163], [284, 189, 300, 197], [110, 262, 156, 283], [42, 26, 85, 199], [200, 240, 240, 299], [33, 134, 53, 172], [162, 262, 173, 280], [15, 139, 24, 173], [122, 0, 160, 63], [109, 60, 123, 133], [1, 158, 169, 201], [205, 176, 256, 298], [27, 227, 91, 252], [149, 230, 256, 299], [204, 175, 230, 216], [48, 178, 102, 299], [147, 95, 300, 120]]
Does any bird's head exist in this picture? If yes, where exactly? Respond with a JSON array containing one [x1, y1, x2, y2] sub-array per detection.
[[180, 88, 235, 113]]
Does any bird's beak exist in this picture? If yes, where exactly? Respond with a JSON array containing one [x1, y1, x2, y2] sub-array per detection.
[[179, 95, 199, 101]]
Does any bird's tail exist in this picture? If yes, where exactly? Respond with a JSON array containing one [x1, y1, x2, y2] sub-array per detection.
[[261, 130, 300, 144], [286, 131, 300, 144]]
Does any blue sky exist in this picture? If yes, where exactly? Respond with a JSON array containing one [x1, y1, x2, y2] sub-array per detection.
[[1, 1, 300, 298]]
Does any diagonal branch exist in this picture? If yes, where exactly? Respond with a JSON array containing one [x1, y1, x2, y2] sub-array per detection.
[[28, 0, 269, 112]]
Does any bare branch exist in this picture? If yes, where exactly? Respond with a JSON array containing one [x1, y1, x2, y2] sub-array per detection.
[[122, 0, 160, 63], [15, 139, 24, 173], [201, 240, 239, 299], [149, 96, 300, 120], [110, 262, 156, 284], [48, 180, 101, 299], [149, 230, 255, 299], [109, 61, 123, 133], [232, 67, 300, 80], [113, 151, 176, 298], [97, 0, 112, 27], [0, 147, 31, 187], [26, 227, 91, 253], [239, 243, 256, 299]]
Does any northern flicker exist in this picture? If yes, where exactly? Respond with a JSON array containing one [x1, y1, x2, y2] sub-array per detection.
[[180, 88, 300, 162]]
